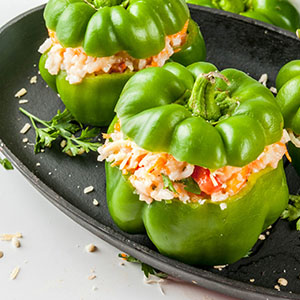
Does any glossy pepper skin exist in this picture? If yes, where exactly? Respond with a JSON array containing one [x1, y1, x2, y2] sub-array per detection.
[[186, 0, 300, 31], [106, 160, 288, 265], [104, 62, 288, 265], [39, 53, 133, 126], [45, 0, 188, 58], [116, 62, 283, 169], [40, 0, 206, 126], [276, 60, 300, 175]]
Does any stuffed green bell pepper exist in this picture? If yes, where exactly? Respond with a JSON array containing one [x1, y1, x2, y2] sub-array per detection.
[[98, 62, 289, 266], [276, 60, 300, 175], [186, 0, 300, 31], [38, 0, 206, 126]]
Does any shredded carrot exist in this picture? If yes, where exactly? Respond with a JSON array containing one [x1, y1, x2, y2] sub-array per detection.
[[120, 253, 128, 260], [102, 133, 110, 139], [169, 19, 189, 42], [285, 149, 292, 162], [147, 155, 167, 173], [225, 166, 249, 194], [111, 161, 122, 167], [114, 122, 121, 132]]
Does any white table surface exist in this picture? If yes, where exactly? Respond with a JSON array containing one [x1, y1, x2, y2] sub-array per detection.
[[1, 1, 299, 300]]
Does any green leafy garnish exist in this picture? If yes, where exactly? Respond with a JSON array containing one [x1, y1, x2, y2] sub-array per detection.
[[162, 174, 202, 195], [19, 108, 102, 156], [281, 195, 300, 230], [0, 158, 13, 170], [118, 253, 168, 279], [161, 174, 177, 193], [180, 177, 201, 195]]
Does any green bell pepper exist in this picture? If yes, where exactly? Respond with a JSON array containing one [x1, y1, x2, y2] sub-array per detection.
[[188, 0, 245, 13], [106, 160, 288, 265], [104, 62, 288, 265], [250, 0, 300, 32], [276, 60, 300, 175], [116, 62, 283, 169], [186, 0, 300, 31], [40, 0, 206, 126], [39, 53, 133, 126], [45, 0, 188, 58], [186, 0, 217, 8]]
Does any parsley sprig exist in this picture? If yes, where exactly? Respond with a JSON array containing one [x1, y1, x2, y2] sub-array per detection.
[[0, 158, 13, 170], [162, 174, 201, 195], [281, 195, 300, 230], [119, 253, 168, 279], [19, 108, 101, 156]]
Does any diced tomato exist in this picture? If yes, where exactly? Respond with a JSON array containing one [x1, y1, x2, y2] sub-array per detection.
[[192, 166, 222, 195]]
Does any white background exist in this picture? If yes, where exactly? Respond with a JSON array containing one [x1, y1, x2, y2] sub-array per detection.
[[0, 1, 299, 299]]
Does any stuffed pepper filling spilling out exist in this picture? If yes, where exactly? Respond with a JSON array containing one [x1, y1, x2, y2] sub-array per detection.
[[98, 122, 289, 205], [38, 21, 188, 84]]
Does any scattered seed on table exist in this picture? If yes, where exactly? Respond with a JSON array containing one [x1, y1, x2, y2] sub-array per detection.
[[84, 186, 94, 194], [270, 87, 277, 94], [19, 99, 29, 104], [20, 123, 31, 134], [274, 284, 280, 291], [259, 73, 268, 86], [93, 199, 99, 206], [11, 237, 20, 248], [278, 278, 288, 286], [85, 244, 97, 253], [0, 233, 22, 241], [14, 88, 27, 98], [10, 267, 20, 280], [30, 76, 37, 84]]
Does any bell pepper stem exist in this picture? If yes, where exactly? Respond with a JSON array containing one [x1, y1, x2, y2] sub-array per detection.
[[187, 72, 222, 121]]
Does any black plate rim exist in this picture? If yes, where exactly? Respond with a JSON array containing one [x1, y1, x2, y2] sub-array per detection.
[[0, 4, 298, 300]]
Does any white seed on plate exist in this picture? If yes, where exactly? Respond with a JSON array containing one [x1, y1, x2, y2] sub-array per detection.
[[11, 237, 20, 248], [14, 88, 27, 98], [270, 87, 277, 94], [88, 274, 96, 280], [22, 138, 29, 143], [259, 234, 266, 240], [84, 186, 94, 194], [278, 278, 288, 286], [249, 278, 255, 283], [20, 123, 31, 134], [19, 99, 29, 104], [85, 243, 97, 253], [93, 199, 99, 206], [36, 162, 41, 167], [30, 76, 37, 84], [213, 265, 227, 271], [259, 73, 268, 86], [10, 266, 20, 280], [274, 284, 280, 291]]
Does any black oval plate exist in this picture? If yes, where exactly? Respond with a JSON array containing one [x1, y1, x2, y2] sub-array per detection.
[[1, 4, 300, 300]]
